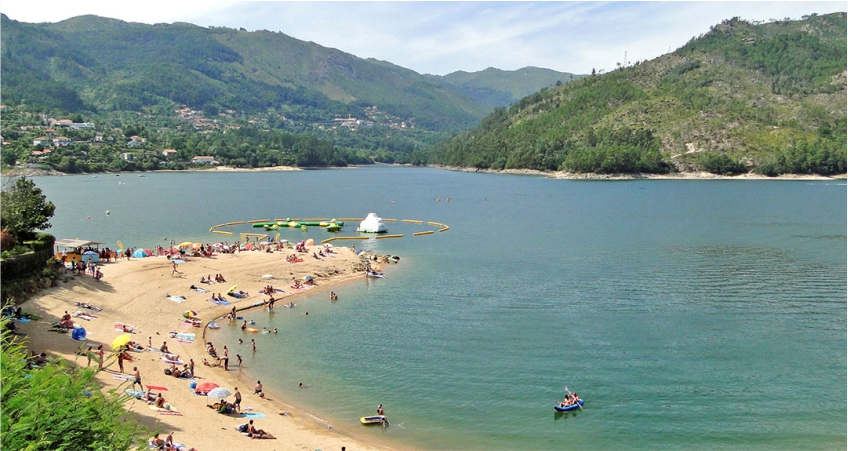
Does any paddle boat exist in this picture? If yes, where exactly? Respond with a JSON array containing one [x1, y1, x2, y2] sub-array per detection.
[[554, 399, 584, 412], [360, 415, 389, 426], [365, 270, 385, 278]]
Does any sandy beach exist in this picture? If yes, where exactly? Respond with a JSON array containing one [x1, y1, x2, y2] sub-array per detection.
[[15, 245, 397, 451]]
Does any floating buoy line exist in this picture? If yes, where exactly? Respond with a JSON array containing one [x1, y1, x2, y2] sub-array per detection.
[[208, 217, 449, 243]]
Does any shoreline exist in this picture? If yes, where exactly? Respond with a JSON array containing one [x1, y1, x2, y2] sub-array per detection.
[[16, 247, 401, 451], [3, 164, 844, 180]]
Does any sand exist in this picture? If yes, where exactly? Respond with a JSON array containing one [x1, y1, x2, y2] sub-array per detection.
[[15, 245, 397, 451]]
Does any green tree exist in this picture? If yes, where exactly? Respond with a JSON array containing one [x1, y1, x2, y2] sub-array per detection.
[[1, 325, 149, 450], [0, 177, 56, 241]]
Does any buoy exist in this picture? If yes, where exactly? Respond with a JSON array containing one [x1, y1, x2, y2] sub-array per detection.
[[105, 211, 110, 215], [87, 216, 91, 220]]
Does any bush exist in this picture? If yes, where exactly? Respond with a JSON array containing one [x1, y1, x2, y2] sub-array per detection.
[[1, 324, 151, 450], [700, 153, 747, 175]]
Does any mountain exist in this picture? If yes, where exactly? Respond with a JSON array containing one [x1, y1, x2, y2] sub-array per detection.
[[432, 13, 847, 176], [427, 67, 584, 108], [0, 14, 496, 131]]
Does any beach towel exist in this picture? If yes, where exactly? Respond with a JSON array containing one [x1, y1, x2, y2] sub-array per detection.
[[146, 385, 169, 391], [207, 298, 232, 306], [192, 287, 209, 293], [241, 412, 266, 418], [114, 374, 135, 381], [162, 357, 184, 365], [125, 389, 147, 399], [114, 322, 135, 333], [149, 404, 182, 415], [166, 295, 187, 304], [14, 317, 31, 322]]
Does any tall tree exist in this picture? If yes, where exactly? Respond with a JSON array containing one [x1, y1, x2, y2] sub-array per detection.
[[0, 177, 56, 241]]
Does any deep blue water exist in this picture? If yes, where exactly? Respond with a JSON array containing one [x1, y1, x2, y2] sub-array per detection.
[[19, 168, 848, 450]]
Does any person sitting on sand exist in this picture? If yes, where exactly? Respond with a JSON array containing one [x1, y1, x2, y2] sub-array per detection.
[[150, 433, 166, 448], [60, 311, 74, 328], [153, 393, 166, 408], [160, 342, 170, 353], [200, 276, 208, 284], [254, 381, 262, 394]]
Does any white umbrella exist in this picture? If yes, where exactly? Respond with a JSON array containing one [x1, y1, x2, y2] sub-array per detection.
[[206, 387, 232, 400], [261, 274, 275, 279]]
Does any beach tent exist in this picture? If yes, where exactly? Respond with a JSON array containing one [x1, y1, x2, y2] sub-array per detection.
[[71, 327, 87, 341], [132, 248, 152, 258], [81, 250, 100, 263]]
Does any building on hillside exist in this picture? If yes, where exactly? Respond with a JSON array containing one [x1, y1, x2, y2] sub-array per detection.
[[52, 136, 71, 147], [32, 137, 51, 147], [190, 155, 217, 165], [127, 136, 146, 148], [120, 152, 136, 161], [68, 122, 95, 129], [162, 149, 178, 158]]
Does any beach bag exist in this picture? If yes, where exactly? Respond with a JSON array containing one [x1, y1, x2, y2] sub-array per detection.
[[238, 423, 248, 433], [164, 369, 172, 375]]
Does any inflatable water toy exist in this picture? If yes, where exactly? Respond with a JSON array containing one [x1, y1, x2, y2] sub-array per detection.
[[357, 213, 388, 233], [360, 415, 388, 425], [554, 399, 584, 412]]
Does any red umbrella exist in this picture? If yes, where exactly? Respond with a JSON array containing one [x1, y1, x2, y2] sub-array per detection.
[[194, 381, 219, 395]]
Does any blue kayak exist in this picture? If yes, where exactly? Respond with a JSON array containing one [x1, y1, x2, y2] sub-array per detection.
[[554, 399, 584, 412]]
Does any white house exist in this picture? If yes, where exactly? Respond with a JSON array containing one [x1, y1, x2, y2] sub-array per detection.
[[190, 155, 216, 165], [32, 137, 50, 147], [162, 149, 178, 158], [52, 136, 71, 147]]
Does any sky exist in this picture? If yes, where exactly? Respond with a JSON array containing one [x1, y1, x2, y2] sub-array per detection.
[[1, 1, 844, 75]]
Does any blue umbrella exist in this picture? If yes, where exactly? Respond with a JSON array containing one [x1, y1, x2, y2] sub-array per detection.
[[132, 248, 151, 258]]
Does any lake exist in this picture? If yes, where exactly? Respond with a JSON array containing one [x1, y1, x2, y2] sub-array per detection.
[[21, 167, 848, 450]]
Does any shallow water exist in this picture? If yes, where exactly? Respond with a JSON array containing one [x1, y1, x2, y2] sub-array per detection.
[[25, 168, 847, 450]]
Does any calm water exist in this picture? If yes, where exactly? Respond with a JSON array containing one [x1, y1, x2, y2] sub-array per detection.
[[20, 168, 848, 450]]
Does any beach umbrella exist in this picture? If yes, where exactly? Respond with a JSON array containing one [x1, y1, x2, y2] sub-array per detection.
[[192, 242, 202, 249], [194, 382, 219, 395], [305, 238, 315, 247], [206, 387, 232, 400], [304, 275, 313, 281], [227, 285, 237, 294], [261, 274, 275, 279], [111, 333, 131, 350], [178, 241, 194, 248], [182, 310, 198, 319]]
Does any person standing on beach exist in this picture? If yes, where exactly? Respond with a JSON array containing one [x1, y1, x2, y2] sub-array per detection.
[[189, 358, 195, 377], [236, 354, 242, 368], [221, 346, 229, 371], [117, 350, 125, 373], [251, 339, 256, 352], [132, 367, 142, 390], [233, 387, 242, 413], [171, 260, 178, 276], [97, 344, 104, 369]]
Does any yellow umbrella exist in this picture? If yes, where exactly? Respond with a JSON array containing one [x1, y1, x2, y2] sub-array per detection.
[[111, 333, 132, 350], [178, 241, 194, 248], [227, 285, 237, 294]]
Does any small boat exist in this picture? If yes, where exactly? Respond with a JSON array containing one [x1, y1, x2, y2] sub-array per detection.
[[365, 270, 385, 278], [554, 399, 584, 412], [360, 415, 388, 425], [207, 320, 220, 329]]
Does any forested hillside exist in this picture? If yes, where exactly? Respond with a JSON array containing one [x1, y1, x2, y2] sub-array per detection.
[[432, 13, 847, 176]]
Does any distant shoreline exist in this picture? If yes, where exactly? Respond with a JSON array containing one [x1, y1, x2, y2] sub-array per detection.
[[3, 164, 844, 180]]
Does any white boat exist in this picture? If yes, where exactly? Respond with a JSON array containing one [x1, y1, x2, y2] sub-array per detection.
[[366, 270, 386, 278], [357, 213, 388, 233]]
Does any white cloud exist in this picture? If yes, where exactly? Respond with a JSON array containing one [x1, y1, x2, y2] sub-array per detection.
[[1, 1, 844, 75]]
